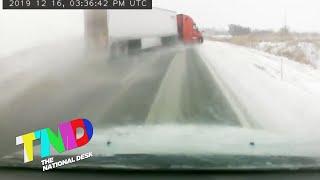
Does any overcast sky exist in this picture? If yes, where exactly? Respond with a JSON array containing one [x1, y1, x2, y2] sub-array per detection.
[[154, 0, 320, 32], [0, 0, 319, 56], [0, 0, 319, 32]]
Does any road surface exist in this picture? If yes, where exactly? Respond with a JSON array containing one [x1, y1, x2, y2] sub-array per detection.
[[5, 40, 320, 158], [2, 40, 320, 160], [0, 41, 250, 157]]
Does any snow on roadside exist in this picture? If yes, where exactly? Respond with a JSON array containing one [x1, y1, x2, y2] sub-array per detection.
[[298, 42, 320, 67], [198, 41, 320, 137], [255, 41, 320, 68]]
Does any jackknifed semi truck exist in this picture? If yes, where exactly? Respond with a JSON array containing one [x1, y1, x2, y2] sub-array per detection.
[[85, 8, 203, 57]]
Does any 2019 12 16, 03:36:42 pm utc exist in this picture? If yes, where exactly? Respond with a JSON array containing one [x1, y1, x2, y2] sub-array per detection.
[[3, 0, 152, 9]]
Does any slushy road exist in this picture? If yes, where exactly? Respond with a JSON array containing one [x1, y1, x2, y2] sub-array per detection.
[[0, 42, 245, 157]]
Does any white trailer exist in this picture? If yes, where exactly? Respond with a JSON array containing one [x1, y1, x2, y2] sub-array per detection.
[[108, 8, 179, 56], [108, 8, 178, 41], [85, 8, 179, 58]]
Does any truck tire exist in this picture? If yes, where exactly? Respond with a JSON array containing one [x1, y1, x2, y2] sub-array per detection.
[[161, 36, 178, 46], [128, 39, 142, 55]]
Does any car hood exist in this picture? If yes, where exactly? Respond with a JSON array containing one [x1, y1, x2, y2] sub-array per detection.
[[1, 125, 320, 170]]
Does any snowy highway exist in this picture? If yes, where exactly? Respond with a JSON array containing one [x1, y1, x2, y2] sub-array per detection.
[[1, 40, 320, 157]]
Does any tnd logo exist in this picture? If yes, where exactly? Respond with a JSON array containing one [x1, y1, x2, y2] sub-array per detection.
[[16, 118, 93, 163]]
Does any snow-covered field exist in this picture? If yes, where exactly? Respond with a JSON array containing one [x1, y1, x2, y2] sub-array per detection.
[[198, 41, 320, 136], [256, 41, 320, 67]]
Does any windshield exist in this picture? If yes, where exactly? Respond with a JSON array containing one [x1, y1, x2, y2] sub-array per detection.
[[193, 23, 199, 31], [1, 0, 320, 172]]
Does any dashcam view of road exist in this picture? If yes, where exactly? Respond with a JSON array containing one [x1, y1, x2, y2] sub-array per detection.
[[1, 0, 320, 173]]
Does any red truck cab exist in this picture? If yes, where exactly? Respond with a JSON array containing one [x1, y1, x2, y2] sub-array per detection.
[[177, 14, 204, 44]]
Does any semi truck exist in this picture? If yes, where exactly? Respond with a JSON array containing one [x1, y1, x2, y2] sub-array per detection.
[[177, 14, 204, 44], [85, 8, 203, 57]]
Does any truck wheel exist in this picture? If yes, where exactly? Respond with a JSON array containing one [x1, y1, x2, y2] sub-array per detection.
[[128, 39, 142, 55]]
